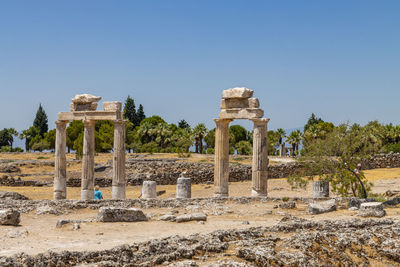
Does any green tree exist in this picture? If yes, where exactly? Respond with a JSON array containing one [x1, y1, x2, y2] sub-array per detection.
[[288, 123, 374, 198], [123, 96, 137, 126], [229, 125, 248, 147], [193, 123, 208, 154], [137, 104, 146, 124], [33, 104, 48, 137], [235, 140, 252, 155], [44, 129, 56, 151], [204, 128, 216, 149], [19, 126, 40, 151], [304, 113, 324, 132], [66, 121, 84, 153], [286, 130, 303, 155], [0, 129, 13, 148], [276, 128, 286, 145], [95, 120, 114, 152], [178, 119, 190, 129]]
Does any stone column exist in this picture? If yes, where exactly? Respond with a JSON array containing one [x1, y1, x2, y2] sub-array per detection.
[[214, 119, 232, 197], [112, 120, 126, 199], [251, 118, 269, 197], [54, 120, 68, 200], [142, 181, 157, 199], [177, 177, 191, 199], [81, 120, 96, 200]]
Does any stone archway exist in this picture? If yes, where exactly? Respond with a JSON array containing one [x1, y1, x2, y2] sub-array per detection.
[[214, 88, 270, 197], [54, 94, 126, 200]]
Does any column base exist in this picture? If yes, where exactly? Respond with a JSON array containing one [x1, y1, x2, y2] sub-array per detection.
[[251, 189, 267, 197], [81, 189, 94, 200], [112, 186, 126, 199], [54, 191, 66, 200]]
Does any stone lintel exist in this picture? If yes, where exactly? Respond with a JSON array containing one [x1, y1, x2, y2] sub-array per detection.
[[222, 87, 254, 99], [103, 101, 122, 112], [219, 108, 264, 120], [58, 111, 122, 121]]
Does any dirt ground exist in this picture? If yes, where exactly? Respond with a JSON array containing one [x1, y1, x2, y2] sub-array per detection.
[[1, 153, 400, 259]]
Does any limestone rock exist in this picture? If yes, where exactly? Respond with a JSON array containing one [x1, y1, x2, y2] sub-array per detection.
[[0, 163, 20, 173], [102, 101, 122, 112], [72, 94, 102, 104], [358, 202, 386, 218], [158, 214, 176, 221], [35, 204, 62, 215], [97, 207, 148, 222], [222, 87, 254, 99], [279, 201, 296, 209], [0, 191, 29, 200], [7, 229, 28, 238], [0, 209, 20, 226], [219, 108, 264, 120], [307, 199, 336, 214], [348, 197, 376, 209], [175, 213, 207, 223], [248, 98, 259, 108]]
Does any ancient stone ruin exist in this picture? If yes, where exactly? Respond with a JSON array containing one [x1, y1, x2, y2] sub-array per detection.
[[54, 94, 126, 200], [214, 87, 270, 197]]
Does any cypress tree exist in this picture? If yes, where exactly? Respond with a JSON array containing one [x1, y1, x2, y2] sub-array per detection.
[[123, 96, 137, 125], [137, 104, 146, 125], [33, 104, 48, 137]]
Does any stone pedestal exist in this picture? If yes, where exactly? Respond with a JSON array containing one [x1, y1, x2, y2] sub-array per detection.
[[176, 177, 191, 199], [279, 144, 285, 157], [54, 121, 67, 200], [214, 119, 232, 197], [313, 181, 329, 198], [142, 181, 157, 199], [251, 118, 269, 197], [81, 120, 95, 200], [112, 120, 126, 199]]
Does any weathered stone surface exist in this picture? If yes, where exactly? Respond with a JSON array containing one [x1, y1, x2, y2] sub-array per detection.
[[7, 229, 28, 238], [176, 177, 191, 199], [348, 197, 376, 208], [248, 98, 259, 108], [0, 209, 20, 225], [158, 214, 176, 221], [142, 180, 157, 199], [279, 201, 296, 209], [358, 202, 386, 217], [0, 163, 20, 173], [307, 199, 336, 214], [35, 204, 62, 215], [97, 207, 148, 222], [312, 181, 329, 198], [0, 191, 29, 200], [103, 101, 122, 112], [71, 94, 102, 104], [220, 98, 249, 109], [222, 87, 254, 99], [219, 108, 264, 120], [175, 213, 207, 223]]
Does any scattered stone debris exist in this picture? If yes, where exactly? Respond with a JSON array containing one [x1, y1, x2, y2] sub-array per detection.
[[158, 214, 176, 222], [358, 202, 386, 218], [348, 197, 376, 209], [35, 204, 62, 216], [279, 201, 296, 209], [307, 199, 336, 214], [175, 213, 207, 223], [56, 219, 95, 228], [0, 191, 29, 200], [7, 229, 28, 238], [72, 223, 80, 230], [242, 220, 250, 225], [0, 209, 20, 226], [97, 207, 148, 222], [1, 217, 399, 266]]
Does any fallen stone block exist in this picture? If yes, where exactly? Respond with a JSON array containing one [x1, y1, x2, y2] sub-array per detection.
[[97, 207, 148, 222], [358, 202, 386, 218], [175, 213, 207, 223], [348, 197, 376, 209], [307, 199, 336, 215], [0, 191, 29, 200], [158, 214, 176, 222], [279, 201, 296, 209], [0, 209, 20, 226]]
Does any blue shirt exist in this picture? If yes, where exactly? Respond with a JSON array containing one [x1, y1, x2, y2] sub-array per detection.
[[94, 190, 103, 200]]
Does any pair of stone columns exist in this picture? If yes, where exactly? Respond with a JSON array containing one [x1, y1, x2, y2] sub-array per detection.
[[54, 120, 126, 200], [214, 118, 269, 197]]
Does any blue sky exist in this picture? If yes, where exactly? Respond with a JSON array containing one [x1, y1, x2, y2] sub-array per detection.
[[1, 0, 399, 133]]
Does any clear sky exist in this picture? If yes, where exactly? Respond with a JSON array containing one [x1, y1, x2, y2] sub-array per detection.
[[1, 0, 399, 132]]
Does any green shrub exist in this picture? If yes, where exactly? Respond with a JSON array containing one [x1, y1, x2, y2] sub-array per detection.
[[385, 142, 400, 153]]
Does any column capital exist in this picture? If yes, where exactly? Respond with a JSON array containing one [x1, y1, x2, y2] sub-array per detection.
[[83, 119, 96, 127], [214, 118, 233, 125], [113, 119, 126, 126], [55, 120, 68, 126], [251, 118, 270, 125]]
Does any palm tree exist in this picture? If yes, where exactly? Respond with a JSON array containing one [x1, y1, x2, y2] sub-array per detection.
[[286, 130, 303, 155], [7, 128, 18, 149], [154, 123, 171, 148], [276, 128, 286, 145], [19, 126, 39, 152], [138, 122, 153, 143], [193, 123, 208, 154]]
